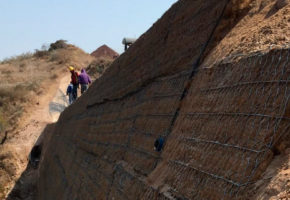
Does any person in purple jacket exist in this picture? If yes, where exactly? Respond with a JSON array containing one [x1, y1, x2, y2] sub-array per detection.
[[78, 69, 92, 94]]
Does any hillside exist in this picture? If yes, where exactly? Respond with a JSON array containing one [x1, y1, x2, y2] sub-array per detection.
[[16, 0, 290, 200], [0, 40, 94, 199], [91, 45, 119, 59], [87, 45, 118, 80], [0, 41, 93, 136]]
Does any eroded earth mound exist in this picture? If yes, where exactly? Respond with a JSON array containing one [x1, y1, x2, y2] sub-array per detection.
[[91, 45, 119, 59]]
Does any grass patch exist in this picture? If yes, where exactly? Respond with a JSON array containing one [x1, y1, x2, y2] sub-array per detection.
[[0, 111, 7, 133], [50, 50, 71, 64], [34, 50, 50, 58], [0, 82, 39, 105], [0, 39, 93, 135], [26, 81, 40, 93], [0, 184, 6, 200], [86, 58, 113, 78], [0, 52, 34, 64]]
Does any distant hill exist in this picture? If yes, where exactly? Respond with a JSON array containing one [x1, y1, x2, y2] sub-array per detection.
[[91, 45, 119, 59]]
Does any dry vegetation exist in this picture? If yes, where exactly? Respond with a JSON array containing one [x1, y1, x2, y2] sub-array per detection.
[[0, 40, 94, 141], [0, 40, 94, 199], [0, 42, 115, 199], [0, 41, 115, 199], [86, 57, 114, 80]]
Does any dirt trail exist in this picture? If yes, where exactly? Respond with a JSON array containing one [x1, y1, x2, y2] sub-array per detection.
[[49, 75, 70, 122], [1, 74, 70, 199]]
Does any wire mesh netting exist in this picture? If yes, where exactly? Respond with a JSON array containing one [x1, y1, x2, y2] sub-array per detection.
[[41, 47, 290, 200], [163, 47, 290, 199]]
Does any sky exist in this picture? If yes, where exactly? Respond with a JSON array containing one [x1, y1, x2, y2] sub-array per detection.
[[0, 0, 178, 60]]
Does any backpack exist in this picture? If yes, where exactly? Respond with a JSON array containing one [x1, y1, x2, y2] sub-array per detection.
[[67, 84, 73, 94]]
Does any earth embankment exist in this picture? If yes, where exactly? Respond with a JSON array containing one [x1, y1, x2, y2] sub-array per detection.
[[37, 0, 290, 199]]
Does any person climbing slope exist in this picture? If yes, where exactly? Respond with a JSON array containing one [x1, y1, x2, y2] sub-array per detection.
[[68, 66, 79, 102], [78, 68, 91, 94], [66, 83, 74, 105]]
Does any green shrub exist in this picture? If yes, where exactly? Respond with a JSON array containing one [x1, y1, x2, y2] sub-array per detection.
[[34, 49, 50, 58], [49, 50, 70, 64], [49, 40, 68, 51]]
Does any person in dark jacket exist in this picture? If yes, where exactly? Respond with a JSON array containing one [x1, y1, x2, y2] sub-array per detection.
[[154, 136, 164, 152], [69, 66, 79, 102], [66, 83, 73, 105], [78, 68, 91, 94]]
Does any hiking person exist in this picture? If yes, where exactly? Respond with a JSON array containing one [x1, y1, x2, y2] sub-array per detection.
[[69, 66, 79, 102], [154, 136, 164, 152], [78, 68, 91, 94], [66, 83, 74, 105]]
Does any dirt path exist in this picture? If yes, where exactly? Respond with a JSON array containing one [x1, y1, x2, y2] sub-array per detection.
[[0, 74, 70, 199], [49, 75, 70, 122]]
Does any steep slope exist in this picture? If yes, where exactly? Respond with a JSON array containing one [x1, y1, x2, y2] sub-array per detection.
[[86, 58, 114, 80], [38, 1, 290, 200]]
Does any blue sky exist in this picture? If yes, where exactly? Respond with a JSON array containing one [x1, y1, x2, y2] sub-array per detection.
[[0, 0, 178, 60]]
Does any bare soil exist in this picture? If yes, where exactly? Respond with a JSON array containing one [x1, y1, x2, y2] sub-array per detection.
[[203, 0, 290, 66], [5, 74, 70, 200], [0, 44, 94, 199], [0, 73, 70, 199], [90, 44, 119, 59], [248, 149, 290, 200]]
